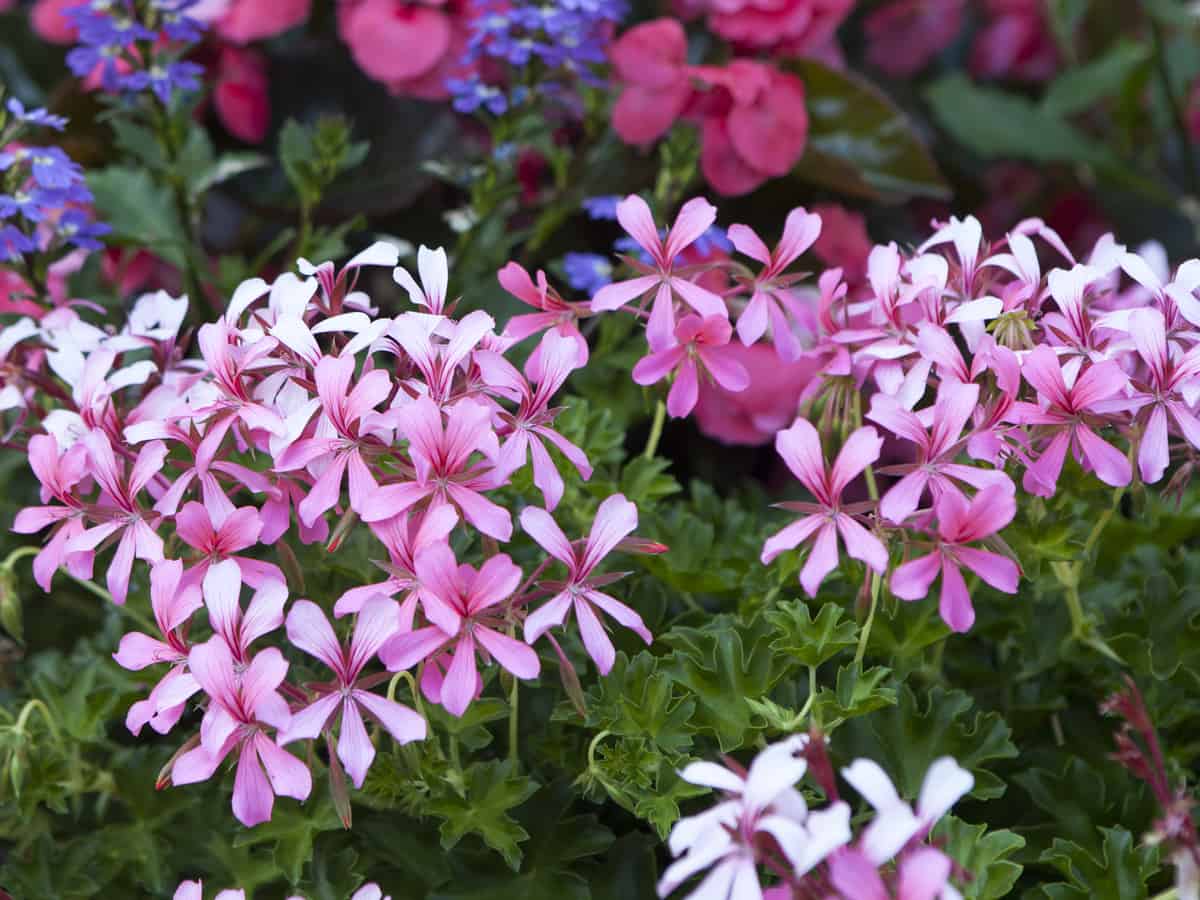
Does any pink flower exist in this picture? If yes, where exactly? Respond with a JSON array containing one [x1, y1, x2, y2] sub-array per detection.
[[338, 0, 469, 100], [213, 46, 271, 144], [12, 433, 93, 591], [201, 559, 286, 665], [591, 196, 727, 349], [761, 421, 888, 597], [829, 845, 958, 900], [375, 309, 493, 403], [1009, 345, 1133, 495], [497, 262, 590, 371], [520, 494, 655, 674], [171, 640, 311, 828], [175, 502, 285, 589], [359, 396, 512, 541], [274, 354, 394, 526], [1126, 308, 1200, 484], [174, 881, 245, 900], [890, 484, 1020, 632], [279, 597, 425, 787], [113, 559, 203, 736], [701, 0, 853, 57], [864, 0, 965, 77], [380, 544, 539, 717], [694, 344, 822, 446], [633, 315, 751, 418], [199, 0, 311, 43], [609, 19, 695, 146], [63, 430, 166, 605], [811, 203, 872, 286], [970, 0, 1058, 83], [395, 245, 450, 315], [728, 207, 822, 359], [868, 381, 1012, 524], [30, 0, 79, 43]]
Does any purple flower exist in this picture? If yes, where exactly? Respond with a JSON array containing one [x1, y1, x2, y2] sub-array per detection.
[[563, 252, 612, 293], [0, 226, 36, 262], [583, 195, 620, 220], [4, 98, 68, 132]]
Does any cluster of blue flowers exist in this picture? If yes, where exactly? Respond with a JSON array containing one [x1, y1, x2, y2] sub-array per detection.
[[448, 0, 626, 116], [65, 0, 206, 104], [0, 100, 109, 264], [562, 195, 731, 295]]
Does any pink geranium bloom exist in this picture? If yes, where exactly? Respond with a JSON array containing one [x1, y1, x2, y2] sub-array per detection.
[[174, 881, 244, 900], [694, 344, 822, 446], [279, 597, 426, 787], [632, 315, 751, 418], [520, 494, 657, 675], [1126, 308, 1200, 484], [202, 559, 286, 665], [1009, 345, 1133, 495], [113, 559, 203, 736], [702, 0, 853, 56], [374, 309, 493, 403], [761, 421, 888, 597], [394, 245, 450, 315], [360, 396, 512, 541], [609, 19, 695, 146], [274, 354, 394, 527], [380, 544, 539, 717], [334, 504, 458, 617], [890, 484, 1020, 632], [863, 0, 965, 77], [12, 433, 93, 591], [829, 845, 958, 900], [171, 640, 311, 828], [728, 207, 822, 360], [197, 0, 311, 43], [175, 501, 284, 589], [476, 330, 593, 510], [497, 262, 590, 371], [62, 430, 166, 605], [591, 196, 727, 349], [868, 381, 1012, 524]]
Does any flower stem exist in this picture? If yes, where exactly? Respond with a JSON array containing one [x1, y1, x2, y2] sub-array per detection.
[[643, 399, 666, 460], [854, 573, 882, 668], [508, 672, 520, 769]]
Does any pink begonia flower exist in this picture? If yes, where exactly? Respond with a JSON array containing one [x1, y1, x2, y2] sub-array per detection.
[[659, 735, 852, 899], [728, 207, 822, 360], [761, 421, 888, 597], [841, 756, 973, 865], [694, 344, 822, 446], [193, 0, 311, 44], [171, 640, 311, 828], [174, 881, 245, 900], [279, 597, 426, 787], [63, 430, 166, 605], [890, 483, 1020, 632], [1009, 345, 1132, 495], [1126, 308, 1200, 483], [274, 354, 394, 526], [13, 433, 94, 591], [520, 495, 655, 674], [202, 558, 286, 665], [30, 0, 78, 43], [380, 544, 539, 717], [609, 19, 695, 146], [633, 315, 751, 418], [591, 196, 727, 349], [498, 262, 590, 373], [970, 0, 1058, 83], [869, 381, 1012, 524], [114, 559, 203, 736], [701, 0, 853, 56], [863, 0, 965, 77], [337, 0, 469, 100], [360, 396, 512, 541], [476, 330, 593, 510], [394, 245, 449, 315], [334, 504, 458, 617], [811, 204, 872, 286], [214, 46, 271, 144], [175, 502, 285, 589]]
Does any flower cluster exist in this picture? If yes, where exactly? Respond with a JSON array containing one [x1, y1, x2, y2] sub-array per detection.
[[65, 0, 207, 104], [0, 100, 108, 266], [7, 241, 664, 827], [447, 0, 625, 116], [659, 734, 973, 900], [584, 196, 1200, 631], [175, 877, 389, 900]]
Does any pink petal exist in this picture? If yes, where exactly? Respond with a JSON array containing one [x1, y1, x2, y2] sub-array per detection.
[[528, 437, 565, 512], [835, 514, 889, 574], [898, 847, 953, 900], [890, 552, 941, 602], [879, 469, 930, 525], [666, 357, 700, 418], [336, 697, 375, 788], [581, 493, 638, 574], [590, 274, 659, 312], [445, 483, 513, 542], [1075, 424, 1131, 487], [254, 733, 311, 803], [297, 452, 349, 526], [775, 418, 828, 500], [799, 522, 839, 598], [586, 590, 653, 646], [574, 597, 616, 674], [354, 689, 427, 745], [830, 426, 884, 498], [523, 592, 573, 644], [278, 692, 341, 744], [663, 197, 717, 263], [285, 599, 345, 675], [761, 515, 823, 565], [631, 345, 683, 387], [519, 506, 575, 566], [380, 625, 449, 672], [113, 633, 177, 671], [475, 625, 541, 679], [440, 633, 479, 717], [699, 347, 750, 393], [232, 741, 275, 827], [615, 194, 665, 263], [938, 557, 975, 632], [954, 547, 1019, 593]]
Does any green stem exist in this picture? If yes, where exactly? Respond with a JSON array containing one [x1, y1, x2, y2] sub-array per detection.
[[448, 732, 462, 772], [643, 399, 666, 460], [2, 546, 39, 570], [508, 673, 520, 769], [854, 573, 882, 668], [586, 729, 611, 771], [1082, 486, 1125, 558], [14, 698, 61, 744], [795, 665, 818, 727], [67, 574, 157, 633]]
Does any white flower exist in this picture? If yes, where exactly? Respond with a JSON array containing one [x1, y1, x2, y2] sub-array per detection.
[[394, 245, 449, 315]]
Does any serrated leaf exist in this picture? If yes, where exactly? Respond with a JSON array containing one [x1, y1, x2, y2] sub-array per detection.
[[933, 816, 1025, 900], [427, 760, 539, 870], [1039, 827, 1160, 899], [569, 652, 695, 754], [766, 601, 858, 668], [231, 801, 343, 885], [813, 664, 897, 731]]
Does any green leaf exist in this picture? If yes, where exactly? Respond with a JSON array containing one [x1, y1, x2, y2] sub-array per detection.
[[766, 601, 858, 668], [840, 684, 1018, 800], [1038, 827, 1160, 899], [231, 801, 343, 885], [87, 166, 189, 270], [189, 151, 270, 200], [933, 816, 1025, 900], [568, 652, 695, 754], [812, 664, 897, 731], [787, 59, 949, 201], [1042, 42, 1151, 116], [107, 119, 168, 171], [426, 760, 539, 870]]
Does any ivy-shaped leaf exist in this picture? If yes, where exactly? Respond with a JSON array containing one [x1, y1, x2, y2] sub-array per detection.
[[426, 760, 539, 870], [766, 601, 858, 668], [933, 816, 1025, 900], [231, 800, 343, 885], [1038, 827, 1160, 900]]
